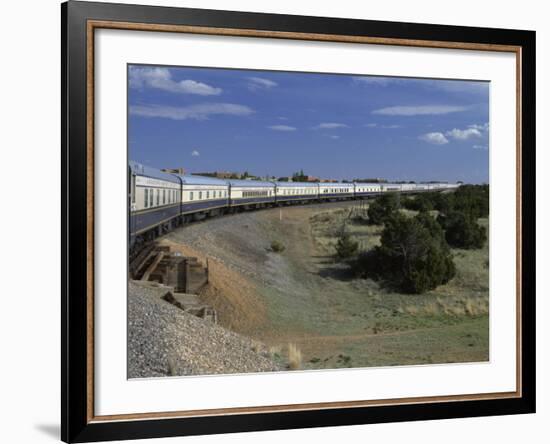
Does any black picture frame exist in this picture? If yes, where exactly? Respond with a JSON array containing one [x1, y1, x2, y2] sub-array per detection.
[[61, 1, 536, 442]]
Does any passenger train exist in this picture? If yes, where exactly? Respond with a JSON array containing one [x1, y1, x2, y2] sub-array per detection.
[[129, 161, 459, 253]]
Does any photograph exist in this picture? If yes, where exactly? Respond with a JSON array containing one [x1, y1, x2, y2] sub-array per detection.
[[127, 65, 490, 378]]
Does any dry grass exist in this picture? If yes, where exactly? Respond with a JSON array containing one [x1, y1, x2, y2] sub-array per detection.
[[401, 296, 488, 318], [250, 340, 264, 353], [167, 357, 177, 376], [287, 343, 303, 370], [404, 305, 419, 315]]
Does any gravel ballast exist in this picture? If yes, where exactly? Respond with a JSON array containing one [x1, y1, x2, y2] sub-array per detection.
[[128, 281, 281, 378]]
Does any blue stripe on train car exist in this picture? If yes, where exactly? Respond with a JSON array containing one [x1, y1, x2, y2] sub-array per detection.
[[181, 199, 228, 214], [276, 195, 318, 201], [230, 196, 276, 206], [355, 192, 381, 196], [131, 204, 181, 235], [318, 193, 354, 198]]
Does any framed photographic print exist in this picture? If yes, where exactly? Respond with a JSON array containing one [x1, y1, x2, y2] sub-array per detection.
[[61, 1, 536, 442]]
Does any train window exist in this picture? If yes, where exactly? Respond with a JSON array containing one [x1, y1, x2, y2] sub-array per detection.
[[190, 191, 194, 201], [163, 189, 166, 205], [144, 188, 148, 208], [156, 189, 160, 206], [199, 191, 202, 200], [149, 189, 154, 207], [206, 191, 210, 199]]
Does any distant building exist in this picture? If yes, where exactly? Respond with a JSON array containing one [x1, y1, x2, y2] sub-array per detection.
[[353, 177, 387, 183], [162, 167, 186, 175], [194, 171, 238, 179], [304, 175, 320, 182]]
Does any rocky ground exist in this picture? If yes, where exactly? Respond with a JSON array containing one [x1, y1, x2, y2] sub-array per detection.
[[128, 281, 281, 378]]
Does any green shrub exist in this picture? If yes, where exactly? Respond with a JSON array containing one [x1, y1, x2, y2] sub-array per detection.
[[438, 211, 487, 249], [402, 195, 434, 212], [452, 184, 489, 219], [334, 230, 359, 259], [270, 240, 286, 253], [356, 213, 455, 294], [367, 193, 400, 225]]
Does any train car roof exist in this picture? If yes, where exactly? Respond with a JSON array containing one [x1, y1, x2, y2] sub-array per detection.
[[354, 182, 383, 186], [177, 174, 229, 186], [319, 182, 354, 187], [274, 181, 319, 187], [226, 179, 276, 187], [129, 161, 181, 183]]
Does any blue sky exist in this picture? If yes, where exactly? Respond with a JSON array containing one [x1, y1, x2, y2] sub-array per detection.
[[128, 65, 489, 183]]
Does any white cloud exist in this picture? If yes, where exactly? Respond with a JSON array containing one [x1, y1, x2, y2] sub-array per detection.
[[314, 122, 349, 129], [473, 144, 489, 150], [191, 150, 200, 157], [419, 132, 449, 145], [468, 122, 490, 131], [372, 105, 469, 116], [129, 103, 254, 120], [247, 77, 278, 91], [329, 135, 340, 139], [129, 67, 222, 95], [446, 127, 482, 140], [364, 123, 402, 129], [268, 125, 297, 131]]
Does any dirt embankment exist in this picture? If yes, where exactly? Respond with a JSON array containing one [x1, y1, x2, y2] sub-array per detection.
[[158, 238, 268, 336]]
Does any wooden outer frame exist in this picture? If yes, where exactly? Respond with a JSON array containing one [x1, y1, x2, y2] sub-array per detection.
[[62, 1, 536, 442]]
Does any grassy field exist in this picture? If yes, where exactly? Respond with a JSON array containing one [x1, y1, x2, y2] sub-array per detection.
[[165, 200, 489, 371], [256, 202, 489, 369]]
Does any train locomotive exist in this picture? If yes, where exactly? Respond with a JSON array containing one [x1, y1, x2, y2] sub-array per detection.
[[129, 161, 459, 254]]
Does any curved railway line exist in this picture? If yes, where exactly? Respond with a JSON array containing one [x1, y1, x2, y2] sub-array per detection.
[[129, 160, 459, 262]]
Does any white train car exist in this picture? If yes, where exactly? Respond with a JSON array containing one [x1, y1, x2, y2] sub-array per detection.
[[319, 182, 354, 200], [275, 181, 319, 203], [400, 183, 417, 193], [129, 161, 182, 241], [176, 174, 229, 219], [227, 179, 276, 208], [381, 183, 403, 192]]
